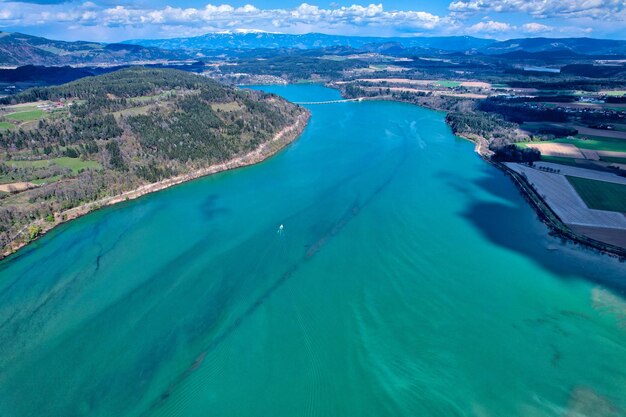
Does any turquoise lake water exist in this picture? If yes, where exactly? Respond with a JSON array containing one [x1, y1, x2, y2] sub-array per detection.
[[0, 84, 625, 416]]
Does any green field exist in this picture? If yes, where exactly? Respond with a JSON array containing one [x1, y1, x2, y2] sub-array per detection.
[[129, 95, 158, 103], [8, 157, 102, 174], [54, 157, 102, 173], [533, 136, 626, 153], [129, 90, 175, 104], [211, 102, 242, 112], [31, 175, 63, 185], [7, 159, 49, 169], [566, 176, 626, 212], [5, 109, 44, 121], [319, 55, 348, 61], [113, 105, 151, 117], [539, 155, 585, 168], [602, 90, 626, 97], [519, 131, 626, 154], [537, 155, 616, 172], [0, 174, 17, 184], [0, 121, 13, 130], [435, 81, 461, 88], [570, 135, 626, 153], [5, 105, 39, 112], [600, 156, 626, 165]]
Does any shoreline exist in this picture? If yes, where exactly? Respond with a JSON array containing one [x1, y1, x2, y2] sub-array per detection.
[[1, 110, 310, 260], [457, 132, 626, 260], [330, 85, 625, 258], [4, 89, 623, 262], [327, 82, 626, 259]]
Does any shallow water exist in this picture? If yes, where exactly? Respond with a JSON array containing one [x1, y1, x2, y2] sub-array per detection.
[[0, 84, 625, 417]]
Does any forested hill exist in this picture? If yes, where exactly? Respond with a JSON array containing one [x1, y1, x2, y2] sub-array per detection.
[[0, 31, 192, 66], [0, 67, 307, 253], [1, 66, 225, 104]]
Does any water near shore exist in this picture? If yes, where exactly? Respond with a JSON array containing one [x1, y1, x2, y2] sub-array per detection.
[[0, 85, 625, 417]]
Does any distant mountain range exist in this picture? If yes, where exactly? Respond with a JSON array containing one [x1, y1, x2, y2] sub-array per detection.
[[0, 31, 192, 66], [2, 31, 626, 67], [123, 32, 493, 52], [124, 32, 626, 56], [481, 37, 626, 55]]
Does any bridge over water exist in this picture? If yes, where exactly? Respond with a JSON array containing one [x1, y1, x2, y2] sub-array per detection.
[[294, 98, 365, 105]]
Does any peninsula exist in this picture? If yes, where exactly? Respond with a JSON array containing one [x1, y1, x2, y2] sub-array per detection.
[[0, 67, 309, 256]]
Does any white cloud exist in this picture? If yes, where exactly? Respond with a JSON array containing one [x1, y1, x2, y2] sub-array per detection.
[[449, 0, 626, 20], [521, 22, 552, 33], [468, 20, 512, 33], [0, 10, 15, 20], [0, 1, 623, 41], [0, 2, 449, 35]]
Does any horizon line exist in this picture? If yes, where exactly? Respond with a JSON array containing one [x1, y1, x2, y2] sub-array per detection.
[[2, 29, 625, 45]]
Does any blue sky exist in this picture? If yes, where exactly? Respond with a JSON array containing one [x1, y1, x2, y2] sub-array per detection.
[[0, 0, 624, 42]]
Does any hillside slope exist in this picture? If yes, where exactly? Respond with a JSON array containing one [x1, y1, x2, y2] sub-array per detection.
[[0, 32, 192, 65], [0, 67, 308, 253]]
